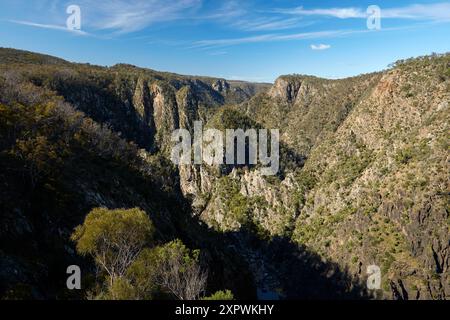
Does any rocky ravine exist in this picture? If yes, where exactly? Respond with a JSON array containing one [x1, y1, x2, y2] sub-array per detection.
[[0, 49, 448, 299], [178, 54, 450, 300]]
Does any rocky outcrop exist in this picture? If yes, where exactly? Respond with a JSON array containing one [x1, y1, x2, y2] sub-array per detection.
[[212, 79, 230, 93], [133, 77, 156, 147], [150, 82, 180, 152], [269, 76, 303, 103], [176, 85, 198, 132]]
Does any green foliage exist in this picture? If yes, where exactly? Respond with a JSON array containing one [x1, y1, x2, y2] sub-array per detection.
[[395, 140, 431, 167], [444, 67, 450, 79], [293, 205, 357, 245], [295, 170, 317, 191], [71, 207, 154, 257], [381, 252, 396, 275], [71, 207, 155, 292], [105, 278, 138, 300], [150, 239, 201, 269], [217, 176, 252, 227], [330, 206, 357, 224], [121, 248, 160, 299], [324, 148, 373, 186], [207, 106, 259, 131], [202, 290, 234, 300], [132, 240, 207, 300], [2, 47, 449, 300]]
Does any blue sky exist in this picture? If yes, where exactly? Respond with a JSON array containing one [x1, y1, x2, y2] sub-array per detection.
[[0, 0, 449, 82]]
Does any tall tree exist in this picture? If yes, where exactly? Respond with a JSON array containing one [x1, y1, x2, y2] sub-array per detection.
[[71, 207, 155, 289]]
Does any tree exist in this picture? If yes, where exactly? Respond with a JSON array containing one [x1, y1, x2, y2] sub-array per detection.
[[150, 240, 207, 300], [71, 208, 155, 290], [121, 247, 159, 300]]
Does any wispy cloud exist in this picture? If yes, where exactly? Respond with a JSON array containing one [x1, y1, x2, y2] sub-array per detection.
[[208, 51, 228, 56], [231, 17, 313, 31], [79, 0, 202, 34], [280, 7, 364, 19], [191, 24, 420, 50], [199, 1, 306, 32], [192, 29, 367, 49], [6, 1, 450, 40], [9, 20, 89, 36], [278, 3, 450, 21], [200, 1, 246, 20], [311, 44, 331, 50], [382, 3, 450, 20], [193, 34, 279, 48], [204, 1, 316, 32]]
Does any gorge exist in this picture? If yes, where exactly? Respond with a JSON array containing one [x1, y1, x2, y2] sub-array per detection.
[[0, 48, 448, 300]]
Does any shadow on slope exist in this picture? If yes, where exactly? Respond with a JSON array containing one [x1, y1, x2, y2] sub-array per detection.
[[221, 229, 371, 300]]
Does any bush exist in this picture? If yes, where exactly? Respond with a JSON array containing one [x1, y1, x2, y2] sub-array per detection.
[[202, 290, 234, 300]]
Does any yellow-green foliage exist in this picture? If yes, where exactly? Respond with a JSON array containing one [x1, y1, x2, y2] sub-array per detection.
[[216, 176, 252, 226], [293, 206, 357, 245], [150, 239, 201, 270], [71, 208, 215, 300], [71, 207, 155, 257], [202, 290, 234, 300]]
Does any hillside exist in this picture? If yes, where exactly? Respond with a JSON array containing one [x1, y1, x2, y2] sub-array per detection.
[[0, 48, 448, 300], [178, 54, 450, 299], [0, 48, 263, 299]]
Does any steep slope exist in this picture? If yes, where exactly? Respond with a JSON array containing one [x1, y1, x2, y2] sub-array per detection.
[[244, 73, 382, 156], [292, 55, 449, 299], [188, 54, 450, 299], [0, 49, 261, 299]]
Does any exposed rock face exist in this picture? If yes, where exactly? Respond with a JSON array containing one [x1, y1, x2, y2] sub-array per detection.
[[150, 82, 180, 152], [188, 55, 450, 300], [269, 76, 303, 103], [133, 77, 156, 146], [176, 85, 198, 132], [212, 79, 230, 93]]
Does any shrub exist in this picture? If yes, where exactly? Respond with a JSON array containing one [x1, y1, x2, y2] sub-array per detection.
[[202, 290, 234, 300]]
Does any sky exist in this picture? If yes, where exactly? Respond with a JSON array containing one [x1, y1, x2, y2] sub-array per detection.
[[0, 0, 449, 82]]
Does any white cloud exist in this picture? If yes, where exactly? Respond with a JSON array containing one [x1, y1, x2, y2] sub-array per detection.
[[192, 29, 367, 49], [283, 7, 365, 19], [232, 17, 312, 31], [279, 3, 450, 21], [200, 1, 307, 32], [201, 1, 246, 20], [382, 3, 450, 20], [193, 34, 278, 48], [208, 51, 228, 56], [311, 44, 331, 50], [9, 20, 89, 36], [9, 1, 450, 38], [78, 0, 202, 34]]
